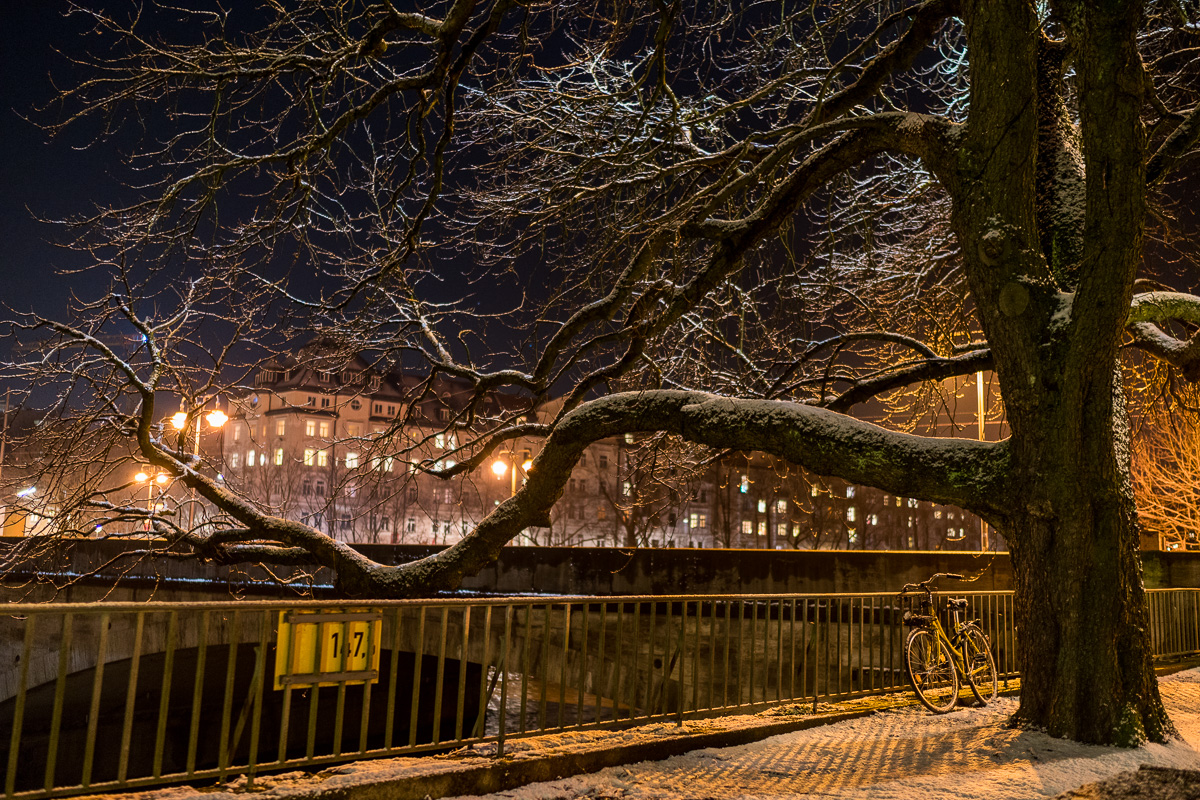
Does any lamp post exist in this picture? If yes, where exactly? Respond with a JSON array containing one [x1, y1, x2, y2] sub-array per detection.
[[491, 455, 533, 497], [134, 471, 169, 532], [170, 403, 228, 528], [976, 371, 989, 551], [492, 453, 534, 544]]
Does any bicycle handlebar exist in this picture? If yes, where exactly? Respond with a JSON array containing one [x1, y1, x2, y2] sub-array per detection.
[[899, 572, 966, 595]]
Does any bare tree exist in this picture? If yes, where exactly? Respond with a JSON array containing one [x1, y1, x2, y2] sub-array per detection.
[[10, 0, 1200, 743], [1133, 412, 1200, 551]]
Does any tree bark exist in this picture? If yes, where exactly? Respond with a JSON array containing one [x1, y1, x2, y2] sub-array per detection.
[[950, 0, 1171, 744], [1004, 369, 1173, 744]]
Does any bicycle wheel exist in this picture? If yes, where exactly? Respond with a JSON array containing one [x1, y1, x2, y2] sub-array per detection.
[[905, 627, 959, 713], [962, 625, 998, 705]]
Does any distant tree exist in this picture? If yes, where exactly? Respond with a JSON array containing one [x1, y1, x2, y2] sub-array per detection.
[[1133, 412, 1200, 551], [10, 0, 1200, 744]]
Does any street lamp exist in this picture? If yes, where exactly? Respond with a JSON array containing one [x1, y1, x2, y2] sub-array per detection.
[[491, 456, 534, 497], [134, 471, 169, 532], [171, 402, 228, 528]]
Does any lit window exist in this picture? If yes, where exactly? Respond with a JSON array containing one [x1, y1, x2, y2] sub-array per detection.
[[777, 523, 787, 539], [895, 497, 902, 507], [934, 509, 943, 519], [346, 422, 362, 437], [776, 499, 787, 514], [247, 449, 256, 467], [742, 520, 753, 535], [345, 452, 359, 469], [907, 497, 919, 508], [275, 419, 286, 436], [622, 481, 631, 497], [624, 433, 635, 444], [316, 449, 329, 467], [811, 485, 819, 497], [757, 499, 767, 513], [303, 448, 315, 466], [698, 513, 707, 528], [232, 426, 241, 442], [435, 433, 445, 449], [229, 452, 240, 468], [757, 521, 767, 536], [845, 486, 855, 499], [319, 421, 331, 437], [384, 457, 395, 472], [869, 514, 878, 526], [907, 535, 915, 548], [848, 528, 858, 544], [305, 420, 316, 437], [847, 506, 857, 522], [739, 475, 750, 493], [274, 448, 283, 466]]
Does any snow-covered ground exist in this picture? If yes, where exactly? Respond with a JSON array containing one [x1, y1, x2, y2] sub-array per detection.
[[445, 669, 1200, 800]]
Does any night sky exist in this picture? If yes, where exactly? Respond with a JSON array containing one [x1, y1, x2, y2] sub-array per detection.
[[1, 5, 124, 321]]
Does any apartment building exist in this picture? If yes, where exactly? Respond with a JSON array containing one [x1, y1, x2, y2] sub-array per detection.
[[218, 345, 996, 551]]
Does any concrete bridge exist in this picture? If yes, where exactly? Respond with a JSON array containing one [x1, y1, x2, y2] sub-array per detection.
[[1, 583, 976, 795], [6, 541, 1196, 798]]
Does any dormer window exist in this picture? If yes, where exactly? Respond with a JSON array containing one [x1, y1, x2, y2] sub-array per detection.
[[438, 407, 452, 422]]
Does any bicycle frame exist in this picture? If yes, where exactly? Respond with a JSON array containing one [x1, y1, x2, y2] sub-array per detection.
[[913, 601, 973, 676]]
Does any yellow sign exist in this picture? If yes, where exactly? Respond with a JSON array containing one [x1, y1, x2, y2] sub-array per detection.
[[274, 609, 382, 689]]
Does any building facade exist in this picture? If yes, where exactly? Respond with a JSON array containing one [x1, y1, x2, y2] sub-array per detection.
[[219, 348, 998, 551]]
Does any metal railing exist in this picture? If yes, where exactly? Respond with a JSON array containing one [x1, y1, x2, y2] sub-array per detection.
[[1, 588, 1196, 800]]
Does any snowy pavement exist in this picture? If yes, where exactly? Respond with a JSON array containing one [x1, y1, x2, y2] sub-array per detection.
[[445, 670, 1200, 800]]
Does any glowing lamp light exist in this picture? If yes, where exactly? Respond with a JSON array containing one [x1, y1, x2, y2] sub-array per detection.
[[522, 460, 534, 472], [205, 408, 228, 428], [171, 411, 188, 430], [156, 473, 169, 485], [135, 472, 149, 483], [491, 460, 508, 478]]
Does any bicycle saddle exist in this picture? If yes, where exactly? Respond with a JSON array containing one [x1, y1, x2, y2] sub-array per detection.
[[946, 597, 968, 610]]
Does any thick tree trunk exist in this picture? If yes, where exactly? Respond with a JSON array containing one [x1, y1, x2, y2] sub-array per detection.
[[1005, 370, 1173, 745]]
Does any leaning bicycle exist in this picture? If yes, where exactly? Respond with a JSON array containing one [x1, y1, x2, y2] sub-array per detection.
[[898, 572, 998, 713]]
